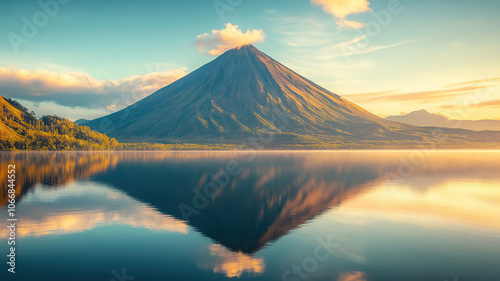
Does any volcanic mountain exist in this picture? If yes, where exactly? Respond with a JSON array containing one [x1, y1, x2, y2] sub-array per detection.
[[86, 45, 500, 147]]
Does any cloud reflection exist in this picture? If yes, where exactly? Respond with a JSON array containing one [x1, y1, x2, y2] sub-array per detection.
[[201, 244, 265, 278], [338, 271, 367, 281], [0, 183, 189, 238]]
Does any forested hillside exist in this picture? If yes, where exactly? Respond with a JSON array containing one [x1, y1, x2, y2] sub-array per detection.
[[0, 96, 120, 150], [0, 96, 237, 150]]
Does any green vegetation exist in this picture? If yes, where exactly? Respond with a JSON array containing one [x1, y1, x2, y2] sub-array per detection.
[[0, 96, 237, 151], [1, 96, 120, 150]]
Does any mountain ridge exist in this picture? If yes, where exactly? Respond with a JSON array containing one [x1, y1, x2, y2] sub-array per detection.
[[386, 110, 500, 131]]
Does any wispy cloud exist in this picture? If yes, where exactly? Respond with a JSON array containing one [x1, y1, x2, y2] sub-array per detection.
[[440, 99, 500, 110], [266, 11, 408, 59], [315, 39, 410, 61], [344, 77, 500, 104], [264, 11, 409, 93], [443, 76, 500, 88], [265, 13, 338, 48], [474, 99, 500, 108], [0, 66, 187, 109], [310, 0, 371, 29], [195, 23, 265, 56], [266, 12, 406, 60]]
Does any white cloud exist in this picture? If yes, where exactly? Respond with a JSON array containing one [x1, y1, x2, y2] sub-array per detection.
[[0, 66, 187, 109], [310, 0, 371, 29], [195, 23, 265, 56]]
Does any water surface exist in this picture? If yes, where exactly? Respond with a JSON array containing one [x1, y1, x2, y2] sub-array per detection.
[[1, 151, 499, 281]]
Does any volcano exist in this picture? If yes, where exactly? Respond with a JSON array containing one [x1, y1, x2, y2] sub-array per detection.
[[86, 45, 500, 147]]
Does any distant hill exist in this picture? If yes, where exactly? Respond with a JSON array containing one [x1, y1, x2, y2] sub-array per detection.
[[86, 45, 500, 148], [386, 110, 500, 131], [74, 119, 90, 125]]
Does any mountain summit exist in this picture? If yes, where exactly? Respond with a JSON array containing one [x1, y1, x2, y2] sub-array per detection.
[[86, 45, 500, 147]]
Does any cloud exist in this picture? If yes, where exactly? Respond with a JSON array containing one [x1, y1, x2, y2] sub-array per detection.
[[338, 271, 367, 281], [440, 99, 500, 110], [0, 66, 187, 109], [265, 12, 338, 48], [264, 12, 409, 94], [474, 99, 500, 108], [202, 244, 265, 278], [337, 19, 365, 29], [195, 23, 265, 56], [0, 184, 190, 238], [316, 39, 410, 61], [443, 76, 500, 88], [310, 0, 371, 29], [345, 87, 475, 104], [344, 77, 500, 104]]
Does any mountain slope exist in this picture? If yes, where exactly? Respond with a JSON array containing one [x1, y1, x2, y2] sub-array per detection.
[[86, 45, 407, 142], [386, 109, 500, 131], [86, 45, 500, 147]]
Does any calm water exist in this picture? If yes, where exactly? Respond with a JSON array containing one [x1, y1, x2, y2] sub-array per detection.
[[1, 151, 500, 281]]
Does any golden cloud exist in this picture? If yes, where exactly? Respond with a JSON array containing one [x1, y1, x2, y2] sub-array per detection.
[[344, 76, 500, 105], [206, 244, 265, 278], [0, 66, 187, 109], [338, 271, 367, 281], [440, 99, 500, 110], [474, 99, 500, 108], [195, 23, 265, 56], [310, 0, 371, 29]]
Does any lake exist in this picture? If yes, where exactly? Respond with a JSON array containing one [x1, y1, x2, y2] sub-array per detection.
[[1, 151, 500, 281]]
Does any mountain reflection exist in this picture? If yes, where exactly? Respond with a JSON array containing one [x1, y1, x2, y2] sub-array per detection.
[[2, 151, 500, 256]]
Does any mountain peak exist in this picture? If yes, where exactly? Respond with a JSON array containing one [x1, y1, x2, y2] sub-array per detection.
[[84, 45, 402, 143], [223, 44, 262, 57], [238, 44, 256, 49]]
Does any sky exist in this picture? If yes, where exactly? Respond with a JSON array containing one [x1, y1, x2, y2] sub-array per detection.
[[0, 0, 499, 121]]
